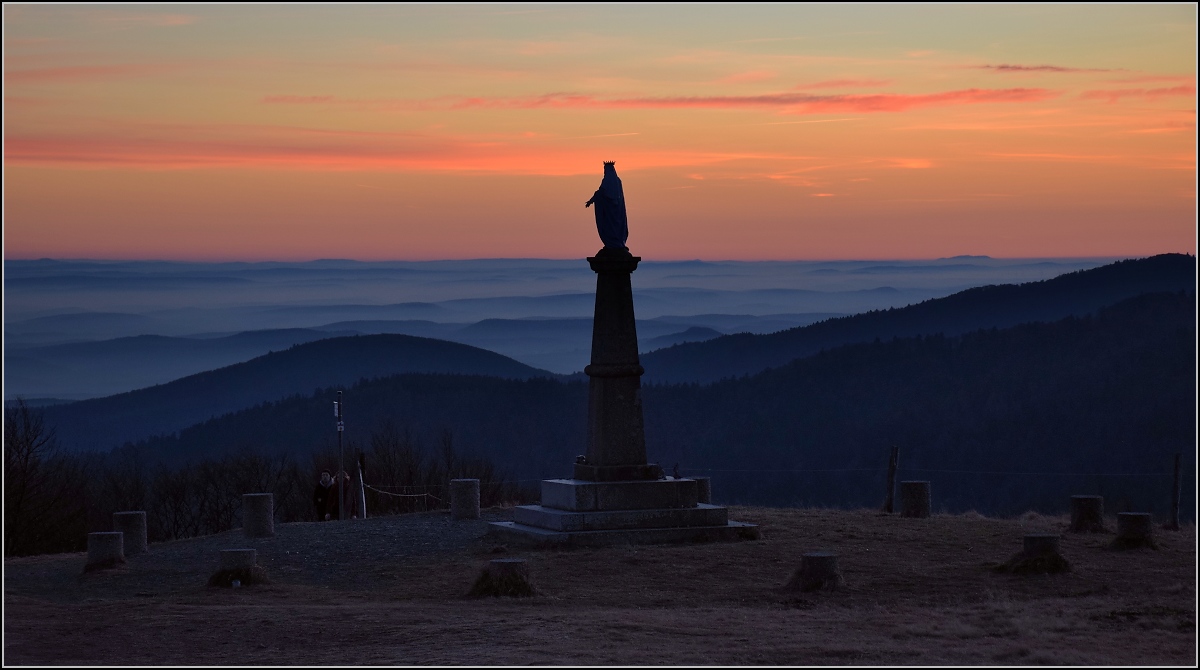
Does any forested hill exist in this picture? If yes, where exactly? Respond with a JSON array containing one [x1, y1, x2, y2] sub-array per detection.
[[43, 334, 555, 453], [641, 253, 1196, 384], [122, 290, 1195, 517]]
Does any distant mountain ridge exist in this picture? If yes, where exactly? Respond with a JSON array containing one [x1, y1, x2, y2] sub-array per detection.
[[641, 253, 1195, 384], [116, 290, 1195, 517], [41, 334, 554, 452]]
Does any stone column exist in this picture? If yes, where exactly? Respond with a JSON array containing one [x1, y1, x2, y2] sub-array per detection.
[[695, 477, 712, 504], [576, 247, 661, 482], [113, 511, 147, 555], [451, 478, 481, 520], [242, 493, 274, 538]]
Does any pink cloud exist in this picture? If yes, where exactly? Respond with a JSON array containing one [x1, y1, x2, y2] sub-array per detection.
[[437, 88, 1058, 114], [1105, 75, 1195, 85], [262, 95, 337, 104], [94, 13, 196, 26], [795, 79, 891, 89], [3, 124, 794, 175], [6, 64, 178, 83], [975, 64, 1116, 73], [259, 87, 1055, 115], [714, 70, 777, 85], [1080, 86, 1196, 103]]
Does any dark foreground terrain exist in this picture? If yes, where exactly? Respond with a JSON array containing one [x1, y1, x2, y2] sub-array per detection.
[[4, 507, 1195, 665]]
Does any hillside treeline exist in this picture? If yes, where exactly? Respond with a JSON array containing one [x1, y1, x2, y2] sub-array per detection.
[[119, 290, 1195, 519], [3, 400, 528, 557]]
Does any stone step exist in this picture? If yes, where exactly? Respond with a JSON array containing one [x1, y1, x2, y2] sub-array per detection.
[[541, 478, 699, 512], [488, 520, 759, 547], [514, 503, 728, 532]]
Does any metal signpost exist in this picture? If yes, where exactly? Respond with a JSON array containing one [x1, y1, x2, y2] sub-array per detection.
[[335, 391, 345, 521]]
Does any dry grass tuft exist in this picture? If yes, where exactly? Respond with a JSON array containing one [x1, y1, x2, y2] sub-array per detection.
[[468, 560, 538, 598], [994, 550, 1071, 575], [1109, 535, 1159, 551], [206, 566, 270, 588]]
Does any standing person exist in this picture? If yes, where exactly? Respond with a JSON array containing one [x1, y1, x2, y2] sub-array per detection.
[[314, 470, 336, 521]]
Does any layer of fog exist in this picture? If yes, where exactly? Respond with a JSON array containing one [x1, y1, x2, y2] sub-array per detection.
[[4, 257, 1113, 399]]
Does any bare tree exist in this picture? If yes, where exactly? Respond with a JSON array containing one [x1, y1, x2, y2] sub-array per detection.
[[4, 399, 88, 556]]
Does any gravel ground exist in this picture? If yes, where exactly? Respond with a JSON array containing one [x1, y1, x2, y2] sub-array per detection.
[[4, 508, 513, 603], [4, 507, 1196, 665]]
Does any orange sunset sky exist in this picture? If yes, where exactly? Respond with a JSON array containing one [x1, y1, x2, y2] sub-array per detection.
[[3, 4, 1196, 261]]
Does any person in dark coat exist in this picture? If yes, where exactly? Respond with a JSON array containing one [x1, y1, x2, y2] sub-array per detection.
[[314, 469, 335, 521]]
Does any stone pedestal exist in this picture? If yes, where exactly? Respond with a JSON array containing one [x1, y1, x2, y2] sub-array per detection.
[[113, 511, 148, 555], [490, 248, 755, 546]]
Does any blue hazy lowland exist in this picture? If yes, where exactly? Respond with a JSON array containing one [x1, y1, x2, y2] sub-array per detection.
[[4, 256, 1112, 400]]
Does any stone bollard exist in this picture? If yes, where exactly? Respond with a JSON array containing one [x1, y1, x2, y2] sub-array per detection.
[[85, 532, 125, 572], [786, 551, 845, 592], [1112, 512, 1156, 549], [695, 477, 712, 504], [242, 493, 274, 538], [220, 549, 257, 571], [450, 479, 481, 520], [469, 558, 536, 597], [113, 511, 148, 555], [899, 481, 931, 518], [1069, 495, 1105, 533]]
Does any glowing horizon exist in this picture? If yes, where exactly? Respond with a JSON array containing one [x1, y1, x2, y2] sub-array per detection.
[[4, 4, 1196, 261]]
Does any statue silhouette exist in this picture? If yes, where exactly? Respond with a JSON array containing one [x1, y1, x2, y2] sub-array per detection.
[[585, 161, 629, 250]]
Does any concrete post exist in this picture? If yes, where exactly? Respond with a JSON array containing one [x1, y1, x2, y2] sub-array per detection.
[[220, 549, 257, 571], [113, 511, 147, 555], [695, 477, 712, 504], [451, 479, 480, 520], [86, 532, 125, 570], [242, 493, 274, 538], [900, 481, 931, 518], [1069, 495, 1105, 532]]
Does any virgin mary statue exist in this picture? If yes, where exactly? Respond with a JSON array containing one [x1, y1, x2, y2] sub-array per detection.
[[584, 161, 629, 250]]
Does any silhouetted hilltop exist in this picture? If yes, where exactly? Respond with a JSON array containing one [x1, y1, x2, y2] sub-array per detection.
[[641, 254, 1195, 384], [118, 291, 1194, 517], [5, 328, 356, 399], [42, 334, 554, 453]]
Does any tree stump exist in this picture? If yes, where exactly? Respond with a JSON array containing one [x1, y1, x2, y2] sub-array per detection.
[[1068, 495, 1106, 533], [451, 479, 480, 520], [899, 481, 931, 518], [113, 511, 148, 555], [208, 548, 269, 587], [468, 558, 537, 597], [995, 533, 1070, 574], [785, 552, 845, 592], [1111, 512, 1157, 550], [695, 477, 712, 504], [242, 493, 274, 538], [84, 532, 125, 572]]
